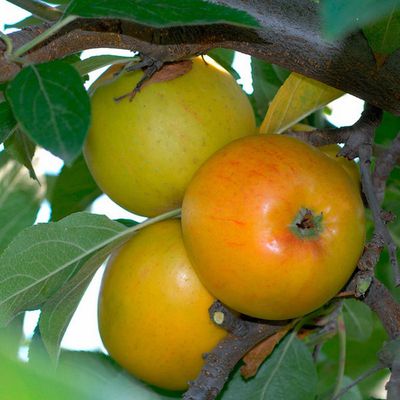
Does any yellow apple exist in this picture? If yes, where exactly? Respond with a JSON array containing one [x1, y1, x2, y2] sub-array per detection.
[[84, 56, 256, 216]]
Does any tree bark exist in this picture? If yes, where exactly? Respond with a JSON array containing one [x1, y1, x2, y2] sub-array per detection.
[[1, 0, 400, 114]]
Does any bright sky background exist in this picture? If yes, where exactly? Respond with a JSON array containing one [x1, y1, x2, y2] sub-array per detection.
[[0, 0, 365, 356]]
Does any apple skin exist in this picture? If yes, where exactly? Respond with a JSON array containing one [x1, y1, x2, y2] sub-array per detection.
[[84, 57, 256, 217], [181, 134, 366, 320], [98, 220, 226, 390], [319, 144, 360, 186]]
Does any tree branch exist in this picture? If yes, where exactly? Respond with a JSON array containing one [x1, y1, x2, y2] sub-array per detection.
[[373, 132, 400, 204], [286, 103, 383, 148], [2, 0, 400, 114], [364, 278, 400, 340], [183, 302, 288, 400]]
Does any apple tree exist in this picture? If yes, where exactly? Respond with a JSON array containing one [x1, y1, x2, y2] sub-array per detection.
[[0, 1, 400, 399]]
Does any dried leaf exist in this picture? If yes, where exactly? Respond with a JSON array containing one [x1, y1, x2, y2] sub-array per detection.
[[241, 323, 293, 379], [260, 73, 343, 135], [145, 60, 193, 86]]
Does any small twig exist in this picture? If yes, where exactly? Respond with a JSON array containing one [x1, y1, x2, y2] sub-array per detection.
[[331, 364, 384, 400], [387, 355, 400, 400], [357, 232, 385, 277], [373, 131, 400, 204], [331, 313, 346, 400], [286, 104, 383, 149], [208, 301, 249, 337], [359, 143, 400, 285], [286, 126, 351, 147], [305, 323, 337, 349], [114, 57, 164, 102], [339, 104, 382, 159], [5, 0, 62, 22]]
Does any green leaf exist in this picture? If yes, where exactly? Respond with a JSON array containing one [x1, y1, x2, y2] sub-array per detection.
[[320, 0, 400, 39], [337, 376, 363, 400], [316, 375, 363, 400], [0, 101, 17, 144], [57, 351, 182, 399], [221, 334, 317, 400], [4, 129, 38, 182], [0, 152, 44, 255], [260, 72, 343, 134], [318, 314, 388, 397], [343, 299, 374, 342], [363, 9, 400, 56], [250, 58, 288, 124], [64, 0, 259, 28], [207, 49, 239, 80], [39, 238, 126, 362], [73, 54, 137, 76], [6, 61, 91, 164], [46, 0, 70, 4], [4, 16, 42, 30], [375, 112, 400, 145], [115, 218, 140, 227], [0, 313, 24, 360], [0, 212, 126, 326], [50, 155, 102, 221], [0, 344, 177, 400]]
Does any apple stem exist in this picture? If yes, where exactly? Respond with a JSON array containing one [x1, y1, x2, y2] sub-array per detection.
[[290, 207, 323, 239]]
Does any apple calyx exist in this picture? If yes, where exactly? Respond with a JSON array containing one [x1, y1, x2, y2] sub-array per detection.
[[290, 207, 323, 239]]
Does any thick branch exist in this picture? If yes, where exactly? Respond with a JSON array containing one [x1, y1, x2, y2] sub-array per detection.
[[2, 0, 400, 114]]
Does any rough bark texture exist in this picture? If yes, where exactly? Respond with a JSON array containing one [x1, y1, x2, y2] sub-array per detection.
[[1, 0, 400, 114]]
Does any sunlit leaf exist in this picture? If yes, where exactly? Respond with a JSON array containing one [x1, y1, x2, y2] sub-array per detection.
[[0, 152, 44, 254], [260, 73, 343, 134], [39, 238, 125, 362], [4, 129, 38, 181], [0, 212, 126, 326], [64, 0, 259, 28], [6, 61, 90, 164], [207, 49, 239, 80]]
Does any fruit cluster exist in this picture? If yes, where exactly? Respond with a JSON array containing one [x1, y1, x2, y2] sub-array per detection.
[[84, 57, 365, 391]]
